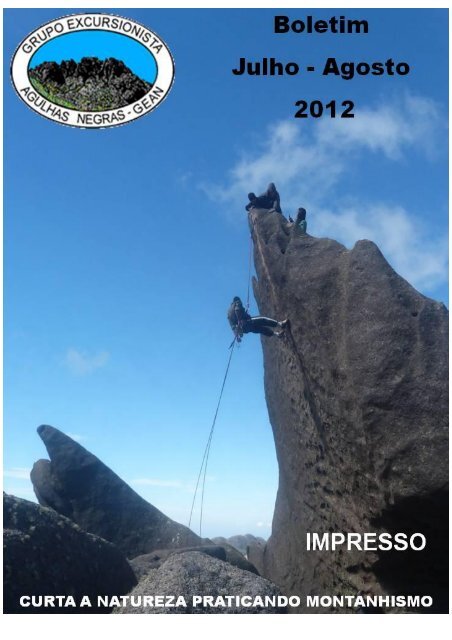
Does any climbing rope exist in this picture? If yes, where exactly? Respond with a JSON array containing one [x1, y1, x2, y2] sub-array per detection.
[[188, 338, 237, 536], [188, 215, 255, 535]]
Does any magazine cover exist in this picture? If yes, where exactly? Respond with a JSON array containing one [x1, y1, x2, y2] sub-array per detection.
[[3, 2, 449, 624]]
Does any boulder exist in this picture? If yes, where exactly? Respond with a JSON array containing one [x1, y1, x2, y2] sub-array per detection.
[[114, 551, 286, 614], [3, 493, 137, 613], [30, 425, 203, 559], [220, 542, 259, 574], [247, 540, 266, 576], [130, 544, 258, 582], [130, 545, 228, 581], [249, 209, 448, 613]]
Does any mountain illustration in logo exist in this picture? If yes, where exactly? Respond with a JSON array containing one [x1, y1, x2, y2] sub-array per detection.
[[28, 57, 152, 111]]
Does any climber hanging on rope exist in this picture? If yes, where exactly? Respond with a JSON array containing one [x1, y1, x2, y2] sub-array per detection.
[[227, 296, 289, 342]]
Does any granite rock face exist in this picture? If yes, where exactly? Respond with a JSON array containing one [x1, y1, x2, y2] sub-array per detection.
[[3, 493, 137, 613], [114, 551, 286, 614], [249, 209, 448, 613], [31, 425, 202, 559]]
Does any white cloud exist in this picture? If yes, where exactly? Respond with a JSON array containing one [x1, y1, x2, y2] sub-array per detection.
[[177, 171, 194, 186], [3, 467, 30, 480], [64, 432, 85, 442], [316, 95, 443, 160], [203, 94, 447, 292], [130, 475, 215, 493], [131, 478, 183, 488], [315, 204, 448, 291], [3, 486, 36, 501], [65, 348, 109, 376]]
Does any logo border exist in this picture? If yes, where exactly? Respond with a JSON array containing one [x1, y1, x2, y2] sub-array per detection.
[[10, 12, 176, 130]]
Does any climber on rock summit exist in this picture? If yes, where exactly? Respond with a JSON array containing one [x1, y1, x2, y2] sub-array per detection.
[[227, 296, 289, 342], [289, 207, 308, 234], [245, 182, 282, 213]]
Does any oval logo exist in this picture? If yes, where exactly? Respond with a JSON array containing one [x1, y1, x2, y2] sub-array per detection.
[[11, 13, 175, 128]]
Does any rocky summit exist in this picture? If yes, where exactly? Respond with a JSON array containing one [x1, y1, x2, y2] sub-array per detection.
[[249, 208, 448, 613], [31, 425, 203, 558], [28, 57, 152, 111]]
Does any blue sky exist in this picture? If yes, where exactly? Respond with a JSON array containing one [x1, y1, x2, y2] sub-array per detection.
[[29, 31, 157, 83], [4, 8, 448, 539]]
